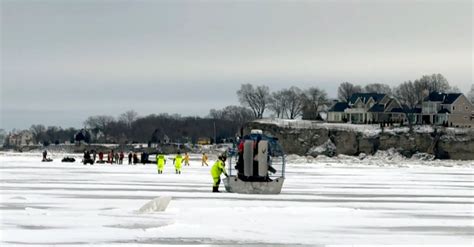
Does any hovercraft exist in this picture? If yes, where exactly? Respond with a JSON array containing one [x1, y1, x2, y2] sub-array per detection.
[[223, 129, 285, 194]]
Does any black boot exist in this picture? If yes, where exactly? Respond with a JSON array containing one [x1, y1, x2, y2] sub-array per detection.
[[212, 186, 219, 192]]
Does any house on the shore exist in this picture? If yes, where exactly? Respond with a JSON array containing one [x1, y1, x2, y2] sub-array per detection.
[[328, 93, 391, 123], [7, 130, 34, 147], [422, 92, 474, 128], [328, 91, 440, 126]]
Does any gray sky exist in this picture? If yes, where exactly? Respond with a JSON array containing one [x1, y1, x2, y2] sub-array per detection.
[[1, 0, 472, 130]]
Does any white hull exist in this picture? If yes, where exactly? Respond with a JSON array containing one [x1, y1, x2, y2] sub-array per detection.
[[223, 176, 284, 194]]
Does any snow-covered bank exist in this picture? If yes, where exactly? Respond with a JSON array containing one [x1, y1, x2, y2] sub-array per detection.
[[286, 150, 474, 168], [246, 119, 474, 160], [1, 153, 473, 246]]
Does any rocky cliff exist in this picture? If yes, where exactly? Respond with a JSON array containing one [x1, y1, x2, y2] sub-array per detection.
[[244, 119, 474, 160]]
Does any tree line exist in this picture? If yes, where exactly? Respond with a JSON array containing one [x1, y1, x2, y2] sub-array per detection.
[[5, 73, 473, 146], [236, 73, 466, 124]]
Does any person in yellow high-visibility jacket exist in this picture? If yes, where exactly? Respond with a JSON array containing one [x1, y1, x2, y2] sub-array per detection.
[[174, 152, 183, 174], [184, 152, 190, 166], [156, 154, 166, 174], [210, 155, 228, 192]]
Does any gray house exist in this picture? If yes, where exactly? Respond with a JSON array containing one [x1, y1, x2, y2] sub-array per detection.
[[422, 92, 474, 128]]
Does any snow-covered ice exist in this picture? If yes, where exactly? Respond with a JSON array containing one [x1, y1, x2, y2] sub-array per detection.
[[0, 152, 473, 246]]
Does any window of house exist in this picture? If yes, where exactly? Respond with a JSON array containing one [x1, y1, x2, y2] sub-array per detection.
[[453, 106, 456, 111]]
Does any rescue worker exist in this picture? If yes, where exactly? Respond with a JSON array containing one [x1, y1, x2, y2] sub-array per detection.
[[210, 154, 228, 192], [174, 152, 183, 174], [156, 153, 166, 174], [201, 153, 209, 166], [184, 152, 190, 166]]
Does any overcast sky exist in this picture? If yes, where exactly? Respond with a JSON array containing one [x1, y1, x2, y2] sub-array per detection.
[[1, 0, 472, 130]]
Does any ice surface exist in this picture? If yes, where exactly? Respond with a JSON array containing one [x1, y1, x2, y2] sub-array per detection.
[[0, 152, 473, 246]]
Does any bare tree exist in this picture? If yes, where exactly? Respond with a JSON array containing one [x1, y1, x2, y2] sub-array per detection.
[[209, 109, 224, 120], [468, 84, 474, 104], [268, 90, 287, 118], [84, 115, 115, 142], [363, 83, 392, 95], [415, 74, 451, 93], [394, 81, 423, 130], [222, 106, 255, 126], [338, 82, 362, 102], [118, 110, 138, 128], [209, 105, 254, 127], [30, 124, 46, 144], [237, 84, 271, 119], [302, 87, 329, 120], [282, 86, 305, 119]]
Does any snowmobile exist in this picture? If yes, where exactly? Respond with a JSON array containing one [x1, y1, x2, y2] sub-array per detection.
[[223, 129, 286, 194]]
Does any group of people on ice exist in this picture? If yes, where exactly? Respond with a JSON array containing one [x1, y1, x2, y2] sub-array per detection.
[[155, 151, 228, 192], [43, 148, 229, 193], [155, 152, 191, 174], [80, 150, 160, 165]]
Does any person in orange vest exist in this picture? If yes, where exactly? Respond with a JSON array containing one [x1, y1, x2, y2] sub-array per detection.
[[201, 153, 209, 166], [184, 152, 190, 166]]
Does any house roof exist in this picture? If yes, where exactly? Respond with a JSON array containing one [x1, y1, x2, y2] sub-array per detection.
[[368, 104, 385, 113], [443, 93, 462, 104], [328, 102, 349, 112], [424, 92, 462, 104], [348, 93, 386, 105], [390, 108, 405, 113], [409, 108, 422, 114], [438, 108, 451, 114]]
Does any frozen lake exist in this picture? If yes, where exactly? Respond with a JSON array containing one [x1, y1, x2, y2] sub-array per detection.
[[1, 152, 473, 246]]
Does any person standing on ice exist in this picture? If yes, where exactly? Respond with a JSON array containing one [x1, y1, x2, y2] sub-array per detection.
[[184, 152, 190, 166], [98, 151, 104, 163], [42, 150, 48, 161], [156, 153, 166, 174], [174, 152, 183, 174], [201, 153, 209, 166], [210, 154, 228, 192], [128, 152, 132, 165], [119, 151, 124, 164]]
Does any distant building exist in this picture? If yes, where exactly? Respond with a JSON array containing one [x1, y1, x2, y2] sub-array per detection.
[[328, 93, 390, 123], [0, 129, 6, 147], [197, 137, 211, 145], [422, 92, 473, 128], [7, 130, 34, 147], [327, 102, 349, 122], [162, 134, 171, 144]]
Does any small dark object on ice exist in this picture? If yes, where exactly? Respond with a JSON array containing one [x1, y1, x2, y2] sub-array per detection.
[[61, 157, 76, 163]]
